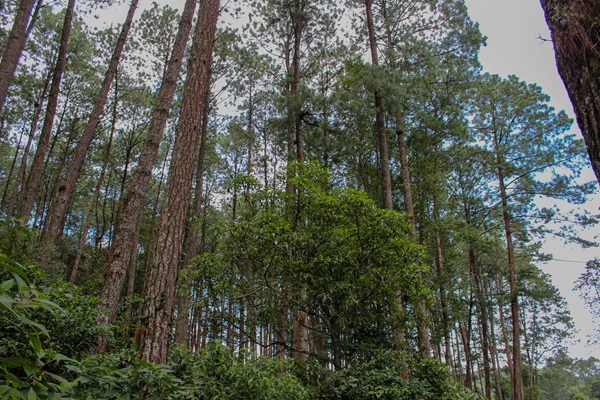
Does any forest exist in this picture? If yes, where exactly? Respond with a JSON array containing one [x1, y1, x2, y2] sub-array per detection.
[[1, 0, 600, 399]]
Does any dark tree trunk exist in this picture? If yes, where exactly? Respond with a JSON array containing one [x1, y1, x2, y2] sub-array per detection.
[[364, 0, 393, 210], [93, 0, 197, 354], [41, 0, 139, 244], [137, 0, 220, 364], [18, 0, 77, 221], [540, 0, 600, 185], [0, 0, 37, 115]]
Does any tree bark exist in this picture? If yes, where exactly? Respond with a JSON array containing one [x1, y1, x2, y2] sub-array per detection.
[[540, 0, 600, 185], [137, 0, 220, 364], [396, 128, 430, 357], [174, 100, 210, 346], [496, 162, 524, 400], [364, 0, 393, 210], [93, 0, 197, 354], [17, 0, 77, 221], [0, 0, 37, 116], [69, 82, 117, 285], [41, 0, 139, 244]]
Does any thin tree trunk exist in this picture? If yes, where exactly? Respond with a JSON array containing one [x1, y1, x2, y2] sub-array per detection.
[[137, 0, 220, 364], [69, 83, 117, 284], [397, 128, 430, 357], [459, 319, 472, 389], [540, 0, 600, 186], [41, 0, 139, 244], [471, 247, 492, 399], [497, 290, 515, 392], [1, 131, 23, 212], [496, 161, 524, 400], [0, 0, 37, 115], [364, 0, 393, 210], [93, 0, 197, 354], [18, 0, 77, 221]]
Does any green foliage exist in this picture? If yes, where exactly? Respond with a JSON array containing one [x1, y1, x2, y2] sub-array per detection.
[[315, 350, 476, 400], [0, 253, 78, 399], [538, 352, 600, 400], [192, 163, 428, 364], [78, 343, 309, 400]]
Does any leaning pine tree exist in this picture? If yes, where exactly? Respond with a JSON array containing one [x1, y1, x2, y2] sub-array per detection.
[[137, 0, 221, 364], [93, 0, 198, 354]]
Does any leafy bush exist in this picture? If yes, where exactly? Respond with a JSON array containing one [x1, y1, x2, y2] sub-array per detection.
[[77, 343, 309, 400], [315, 349, 476, 400], [0, 254, 78, 399]]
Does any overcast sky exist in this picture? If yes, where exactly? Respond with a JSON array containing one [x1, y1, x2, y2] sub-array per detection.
[[464, 0, 600, 359]]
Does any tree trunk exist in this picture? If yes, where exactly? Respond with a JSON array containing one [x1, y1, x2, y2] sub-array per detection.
[[17, 0, 76, 221], [174, 100, 210, 345], [137, 0, 220, 364], [92, 0, 197, 354], [41, 0, 139, 244], [497, 163, 524, 400], [396, 128, 430, 357], [471, 247, 492, 399], [0, 0, 37, 115], [364, 0, 393, 210], [540, 0, 600, 186], [69, 83, 117, 284]]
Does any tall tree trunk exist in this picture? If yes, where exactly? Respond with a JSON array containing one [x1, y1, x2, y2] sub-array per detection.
[[364, 0, 393, 210], [291, 0, 305, 164], [471, 247, 492, 399], [459, 317, 472, 389], [69, 83, 117, 284], [6, 94, 46, 218], [540, 0, 600, 185], [174, 100, 210, 346], [0, 0, 36, 116], [496, 162, 524, 400], [93, 0, 197, 354], [1, 131, 23, 212], [17, 0, 77, 221], [137, 0, 220, 364], [41, 0, 139, 244], [396, 128, 430, 357]]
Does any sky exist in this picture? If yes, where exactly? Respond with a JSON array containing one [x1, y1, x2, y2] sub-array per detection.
[[463, 0, 600, 359], [97, 0, 600, 359]]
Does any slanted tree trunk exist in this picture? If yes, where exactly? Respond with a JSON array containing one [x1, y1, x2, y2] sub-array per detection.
[[17, 0, 77, 221], [174, 100, 210, 346], [0, 0, 37, 115], [137, 0, 220, 364], [540, 0, 600, 185], [6, 77, 49, 218], [364, 0, 393, 210], [93, 0, 197, 354], [69, 82, 117, 284], [41, 0, 139, 244]]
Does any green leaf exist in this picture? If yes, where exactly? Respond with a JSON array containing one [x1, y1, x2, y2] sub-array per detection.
[[1, 279, 15, 291], [28, 333, 43, 356], [18, 316, 49, 336], [0, 385, 27, 399], [1, 357, 34, 369], [0, 293, 16, 311], [27, 387, 37, 400]]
